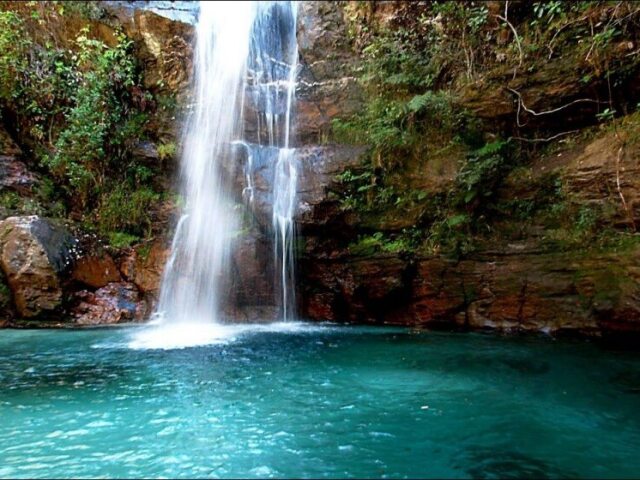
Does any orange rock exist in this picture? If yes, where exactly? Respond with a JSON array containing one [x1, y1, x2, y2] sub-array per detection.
[[71, 254, 121, 289], [120, 241, 169, 295]]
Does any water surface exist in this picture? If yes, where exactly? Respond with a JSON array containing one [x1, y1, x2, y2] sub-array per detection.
[[0, 325, 639, 478]]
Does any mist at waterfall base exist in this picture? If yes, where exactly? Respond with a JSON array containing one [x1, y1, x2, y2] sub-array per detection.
[[132, 1, 299, 349], [2, 327, 640, 478]]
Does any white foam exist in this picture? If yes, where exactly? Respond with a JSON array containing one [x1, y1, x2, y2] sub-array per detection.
[[127, 321, 332, 350]]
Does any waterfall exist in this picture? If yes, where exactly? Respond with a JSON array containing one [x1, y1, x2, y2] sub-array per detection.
[[246, 2, 299, 321], [133, 1, 298, 347]]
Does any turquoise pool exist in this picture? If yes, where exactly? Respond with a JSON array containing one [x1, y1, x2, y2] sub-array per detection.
[[0, 324, 639, 478]]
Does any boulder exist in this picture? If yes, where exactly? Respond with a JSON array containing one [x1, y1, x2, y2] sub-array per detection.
[[71, 282, 146, 325], [0, 216, 77, 317]]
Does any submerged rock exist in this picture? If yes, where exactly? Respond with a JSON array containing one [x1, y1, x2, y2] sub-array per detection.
[[0, 216, 77, 317], [71, 282, 146, 325]]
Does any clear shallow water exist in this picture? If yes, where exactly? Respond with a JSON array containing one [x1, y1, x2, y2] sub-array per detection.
[[1, 326, 639, 478]]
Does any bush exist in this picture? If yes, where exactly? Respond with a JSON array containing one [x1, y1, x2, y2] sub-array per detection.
[[46, 29, 140, 208], [97, 185, 159, 237]]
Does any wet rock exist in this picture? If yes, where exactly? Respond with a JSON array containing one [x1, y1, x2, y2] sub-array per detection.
[[131, 140, 160, 162], [228, 224, 275, 308], [119, 240, 169, 296], [301, 243, 640, 336], [295, 2, 364, 144], [234, 144, 366, 231], [71, 254, 121, 289], [0, 216, 77, 317], [296, 78, 365, 145], [296, 145, 367, 224], [301, 254, 411, 323], [71, 282, 146, 325], [111, 1, 198, 25]]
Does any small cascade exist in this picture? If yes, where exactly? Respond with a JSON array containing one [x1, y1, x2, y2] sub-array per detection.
[[245, 2, 298, 321], [137, 1, 298, 347], [273, 147, 298, 320]]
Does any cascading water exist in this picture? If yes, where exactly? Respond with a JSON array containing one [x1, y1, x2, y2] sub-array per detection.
[[246, 2, 299, 321], [132, 1, 298, 348]]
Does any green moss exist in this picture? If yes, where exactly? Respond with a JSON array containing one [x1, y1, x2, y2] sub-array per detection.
[[348, 229, 422, 257], [0, 191, 43, 216], [137, 242, 152, 261], [108, 232, 139, 249], [157, 142, 177, 161]]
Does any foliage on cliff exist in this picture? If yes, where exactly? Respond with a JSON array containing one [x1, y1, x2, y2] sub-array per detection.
[[0, 2, 162, 244], [334, 0, 640, 258]]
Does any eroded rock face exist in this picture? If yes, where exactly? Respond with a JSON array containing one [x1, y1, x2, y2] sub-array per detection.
[[130, 9, 194, 94], [71, 254, 121, 289], [295, 1, 364, 144], [295, 99, 640, 337], [301, 246, 640, 336], [0, 216, 77, 317], [119, 240, 169, 298], [71, 282, 146, 325]]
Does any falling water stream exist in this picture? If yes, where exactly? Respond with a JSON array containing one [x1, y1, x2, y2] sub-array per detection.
[[246, 1, 299, 321], [135, 2, 298, 348]]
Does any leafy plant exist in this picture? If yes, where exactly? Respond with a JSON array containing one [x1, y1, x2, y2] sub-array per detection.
[[46, 29, 141, 207], [97, 185, 159, 237], [157, 142, 177, 161], [455, 140, 509, 209]]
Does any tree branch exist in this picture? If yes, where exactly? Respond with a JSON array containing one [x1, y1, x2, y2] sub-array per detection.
[[507, 88, 606, 127], [496, 13, 523, 79], [509, 130, 579, 143]]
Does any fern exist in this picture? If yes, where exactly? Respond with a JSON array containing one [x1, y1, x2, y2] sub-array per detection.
[[406, 93, 432, 113]]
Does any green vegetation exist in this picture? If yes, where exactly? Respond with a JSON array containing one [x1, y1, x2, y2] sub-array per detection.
[[107, 231, 139, 249], [157, 142, 177, 161], [0, 4, 164, 247], [334, 1, 640, 259]]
